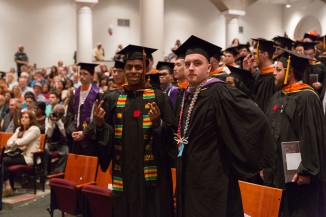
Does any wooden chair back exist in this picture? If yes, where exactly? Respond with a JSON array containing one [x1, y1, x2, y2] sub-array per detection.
[[171, 168, 176, 195], [239, 181, 283, 217], [95, 161, 112, 188], [39, 134, 46, 150], [0, 132, 14, 148], [64, 153, 98, 185]]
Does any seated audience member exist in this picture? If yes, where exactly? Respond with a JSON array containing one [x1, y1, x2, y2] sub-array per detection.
[[30, 71, 45, 87], [21, 92, 36, 112], [0, 98, 22, 133], [44, 104, 68, 174], [65, 79, 74, 91], [0, 94, 9, 119], [48, 65, 58, 80], [12, 85, 24, 102], [42, 83, 51, 100], [3, 91, 13, 105], [34, 101, 46, 133], [45, 91, 61, 117], [5, 70, 18, 90], [18, 77, 33, 95], [2, 111, 41, 197], [55, 80, 68, 103], [32, 82, 46, 102], [99, 76, 109, 91]]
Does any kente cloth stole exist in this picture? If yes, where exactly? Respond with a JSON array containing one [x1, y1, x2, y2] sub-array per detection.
[[113, 89, 158, 192]]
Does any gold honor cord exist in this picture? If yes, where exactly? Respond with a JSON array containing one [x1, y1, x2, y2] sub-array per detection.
[[284, 55, 291, 85]]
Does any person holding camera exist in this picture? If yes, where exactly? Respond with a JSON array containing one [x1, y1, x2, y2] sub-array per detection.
[[44, 104, 68, 174]]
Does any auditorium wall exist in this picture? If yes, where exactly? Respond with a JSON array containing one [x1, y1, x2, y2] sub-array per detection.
[[0, 0, 306, 71]]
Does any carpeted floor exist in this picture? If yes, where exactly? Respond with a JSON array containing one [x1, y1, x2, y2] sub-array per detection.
[[0, 194, 63, 217]]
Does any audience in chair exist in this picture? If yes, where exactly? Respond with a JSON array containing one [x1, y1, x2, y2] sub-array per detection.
[[2, 110, 40, 197]]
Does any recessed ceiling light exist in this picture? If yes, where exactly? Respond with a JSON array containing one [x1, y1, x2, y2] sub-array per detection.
[[285, 4, 291, 8]]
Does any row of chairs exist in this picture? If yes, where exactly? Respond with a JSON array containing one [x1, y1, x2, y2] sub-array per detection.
[[48, 153, 112, 217], [1, 131, 283, 217]]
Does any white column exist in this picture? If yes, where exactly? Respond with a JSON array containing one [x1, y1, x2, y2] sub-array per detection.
[[223, 10, 245, 48], [77, 6, 93, 63], [139, 0, 164, 63]]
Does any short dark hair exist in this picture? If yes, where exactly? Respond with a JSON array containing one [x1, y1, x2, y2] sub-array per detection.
[[50, 90, 61, 101]]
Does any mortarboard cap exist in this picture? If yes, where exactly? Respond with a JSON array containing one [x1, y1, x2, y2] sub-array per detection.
[[278, 48, 312, 84], [175, 35, 222, 61], [303, 33, 318, 42], [293, 41, 304, 49], [227, 65, 254, 89], [113, 60, 125, 70], [116, 44, 157, 62], [146, 73, 161, 89], [317, 35, 326, 50], [211, 50, 223, 61], [237, 44, 250, 51], [77, 62, 98, 75], [273, 36, 294, 50], [172, 48, 185, 60], [252, 38, 275, 53], [156, 61, 174, 73], [302, 42, 318, 50], [223, 47, 239, 56]]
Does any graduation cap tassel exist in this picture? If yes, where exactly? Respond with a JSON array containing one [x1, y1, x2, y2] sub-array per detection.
[[256, 42, 260, 65], [323, 37, 325, 51], [143, 48, 147, 75], [284, 55, 291, 85]]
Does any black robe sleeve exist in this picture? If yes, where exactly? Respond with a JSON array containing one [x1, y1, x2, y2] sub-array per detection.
[[213, 85, 274, 180]]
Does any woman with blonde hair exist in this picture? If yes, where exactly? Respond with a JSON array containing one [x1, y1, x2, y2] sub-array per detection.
[[2, 110, 41, 197], [11, 85, 24, 102]]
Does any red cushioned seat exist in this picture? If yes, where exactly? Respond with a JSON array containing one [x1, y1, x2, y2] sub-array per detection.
[[7, 134, 47, 194], [50, 178, 81, 215], [47, 154, 98, 217], [81, 162, 113, 217]]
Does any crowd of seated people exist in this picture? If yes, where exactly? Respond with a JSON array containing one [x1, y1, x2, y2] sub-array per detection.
[[0, 61, 115, 198]]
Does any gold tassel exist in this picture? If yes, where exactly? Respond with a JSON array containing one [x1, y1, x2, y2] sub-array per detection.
[[284, 55, 291, 85], [143, 48, 147, 75], [256, 41, 259, 65]]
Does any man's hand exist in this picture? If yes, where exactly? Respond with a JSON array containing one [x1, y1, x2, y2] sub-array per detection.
[[72, 131, 85, 141], [292, 173, 311, 185], [148, 102, 161, 128], [242, 54, 255, 71], [93, 100, 106, 127], [312, 82, 322, 90]]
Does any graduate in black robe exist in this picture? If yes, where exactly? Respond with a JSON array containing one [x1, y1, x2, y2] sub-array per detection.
[[245, 38, 279, 113], [174, 35, 274, 217], [90, 45, 176, 217], [266, 49, 326, 217], [302, 42, 326, 95]]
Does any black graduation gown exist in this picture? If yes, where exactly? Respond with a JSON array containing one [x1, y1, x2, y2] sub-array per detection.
[[303, 62, 326, 95], [94, 87, 176, 217], [266, 88, 326, 217], [176, 81, 273, 217], [253, 72, 279, 113]]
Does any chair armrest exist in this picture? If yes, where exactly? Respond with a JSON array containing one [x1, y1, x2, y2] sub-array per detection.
[[47, 173, 65, 179], [76, 182, 96, 189], [32, 150, 44, 155]]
